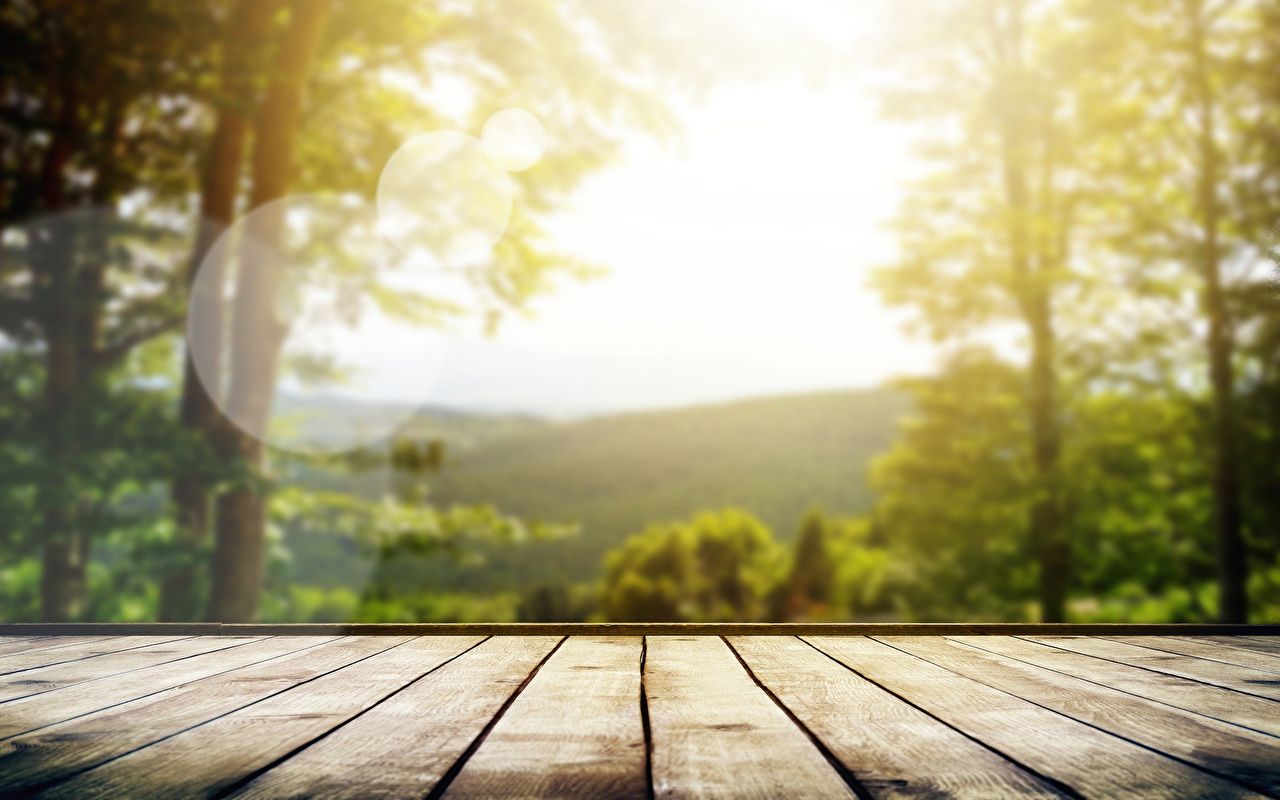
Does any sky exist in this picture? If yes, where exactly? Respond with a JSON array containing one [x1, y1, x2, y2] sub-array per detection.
[[277, 2, 941, 421], [431, 79, 931, 416]]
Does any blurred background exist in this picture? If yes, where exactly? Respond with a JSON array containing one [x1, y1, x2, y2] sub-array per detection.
[[0, 0, 1276, 624]]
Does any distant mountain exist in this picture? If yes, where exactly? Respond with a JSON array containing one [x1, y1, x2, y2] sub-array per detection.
[[271, 393, 546, 455], [397, 386, 910, 592]]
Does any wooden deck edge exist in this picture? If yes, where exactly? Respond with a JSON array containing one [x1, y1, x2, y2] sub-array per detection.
[[1, 622, 1277, 636]]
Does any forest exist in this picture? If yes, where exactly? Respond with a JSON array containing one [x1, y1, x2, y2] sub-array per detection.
[[0, 0, 1277, 625]]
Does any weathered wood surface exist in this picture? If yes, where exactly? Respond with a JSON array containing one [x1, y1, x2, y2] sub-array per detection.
[[231, 635, 561, 799], [726, 635, 1064, 798], [645, 635, 856, 799], [0, 636, 319, 740], [807, 636, 1266, 798], [41, 636, 481, 800], [445, 636, 647, 799], [1029, 634, 1280, 701], [956, 635, 1280, 737], [882, 636, 1280, 795], [0, 633, 1276, 798], [0, 635, 124, 660]]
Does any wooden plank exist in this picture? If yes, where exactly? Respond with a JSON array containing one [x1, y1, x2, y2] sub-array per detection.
[[0, 635, 45, 645], [228, 636, 560, 799], [728, 636, 1064, 798], [3, 622, 1280, 636], [808, 636, 1259, 798], [444, 636, 647, 799], [1029, 635, 1280, 701], [0, 636, 406, 795], [1113, 636, 1280, 674], [955, 636, 1280, 738], [0, 636, 326, 740], [884, 636, 1280, 795], [1198, 636, 1280, 656], [0, 636, 101, 657], [0, 636, 239, 703], [644, 635, 856, 799], [0, 635, 192, 676], [36, 636, 484, 800]]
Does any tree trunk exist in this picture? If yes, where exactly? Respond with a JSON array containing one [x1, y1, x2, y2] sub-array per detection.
[[162, 0, 280, 622], [1188, 0, 1247, 622], [1028, 298, 1066, 622], [995, 0, 1068, 622], [36, 78, 86, 623], [206, 0, 332, 622], [40, 536, 89, 622]]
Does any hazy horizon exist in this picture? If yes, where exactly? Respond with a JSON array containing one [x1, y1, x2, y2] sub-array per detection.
[[298, 69, 942, 417], [283, 375, 899, 422]]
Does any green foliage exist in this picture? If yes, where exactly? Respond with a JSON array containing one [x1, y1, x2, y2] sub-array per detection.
[[0, 0, 1277, 625], [773, 511, 838, 621], [869, 350, 1038, 620], [423, 388, 905, 594], [601, 509, 784, 622]]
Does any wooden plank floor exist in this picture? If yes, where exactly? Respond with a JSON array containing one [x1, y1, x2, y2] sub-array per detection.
[[0, 634, 1277, 798]]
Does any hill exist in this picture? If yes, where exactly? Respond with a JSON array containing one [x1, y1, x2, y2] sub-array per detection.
[[398, 386, 909, 592]]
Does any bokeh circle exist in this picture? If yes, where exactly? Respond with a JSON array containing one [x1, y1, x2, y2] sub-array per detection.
[[376, 131, 514, 270], [188, 194, 447, 455], [481, 108, 547, 172]]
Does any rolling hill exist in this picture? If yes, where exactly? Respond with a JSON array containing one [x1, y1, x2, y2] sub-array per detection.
[[410, 386, 909, 592], [285, 386, 908, 595]]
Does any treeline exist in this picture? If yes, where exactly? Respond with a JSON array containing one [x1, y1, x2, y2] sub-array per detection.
[[864, 0, 1280, 622], [599, 0, 1280, 624], [1, 0, 1277, 625]]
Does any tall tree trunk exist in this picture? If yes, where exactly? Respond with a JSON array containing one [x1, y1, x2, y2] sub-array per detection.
[[161, 0, 280, 622], [995, 0, 1068, 622], [206, 0, 332, 622], [36, 78, 86, 623], [1188, 0, 1247, 622], [1027, 294, 1065, 622]]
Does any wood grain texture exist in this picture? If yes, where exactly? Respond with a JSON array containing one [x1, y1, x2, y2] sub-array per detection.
[[0, 633, 1276, 798], [955, 635, 1280, 737], [0, 636, 398, 795], [884, 636, 1280, 795], [727, 635, 1064, 798], [0, 635, 114, 658], [0, 635, 193, 677], [1029, 635, 1280, 701], [444, 636, 647, 799], [0, 636, 320, 740], [644, 636, 856, 800], [40, 636, 481, 800], [1112, 636, 1280, 674], [1199, 636, 1280, 656], [0, 635, 245, 703], [808, 635, 1259, 798], [228, 635, 560, 799]]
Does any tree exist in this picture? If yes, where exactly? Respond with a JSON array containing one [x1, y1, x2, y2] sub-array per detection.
[[207, 0, 334, 622], [773, 511, 837, 621], [0, 0, 214, 620], [601, 509, 783, 622], [1066, 0, 1280, 620], [190, 0, 824, 621], [873, 0, 1091, 620], [162, 0, 283, 621], [870, 350, 1039, 619]]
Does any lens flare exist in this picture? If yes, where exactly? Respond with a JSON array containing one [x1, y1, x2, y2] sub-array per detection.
[[376, 131, 514, 270], [188, 194, 448, 455], [481, 108, 547, 172]]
